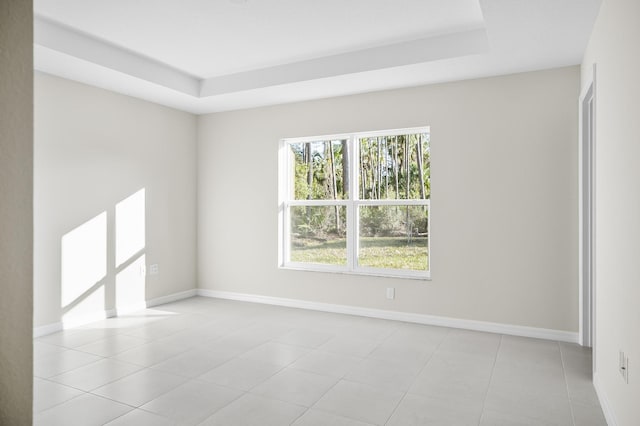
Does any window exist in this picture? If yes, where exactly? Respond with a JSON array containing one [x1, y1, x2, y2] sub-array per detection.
[[279, 127, 430, 279]]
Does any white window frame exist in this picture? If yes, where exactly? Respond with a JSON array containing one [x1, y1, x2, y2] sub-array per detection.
[[278, 126, 430, 279]]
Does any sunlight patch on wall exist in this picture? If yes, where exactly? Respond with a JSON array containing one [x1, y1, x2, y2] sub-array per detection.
[[116, 253, 146, 310], [115, 188, 146, 267], [61, 212, 107, 320]]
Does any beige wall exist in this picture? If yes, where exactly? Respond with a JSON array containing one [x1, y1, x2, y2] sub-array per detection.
[[198, 66, 580, 332], [34, 73, 197, 328], [0, 0, 33, 423], [582, 0, 640, 423]]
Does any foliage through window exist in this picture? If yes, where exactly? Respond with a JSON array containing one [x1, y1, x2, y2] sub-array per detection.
[[279, 127, 430, 278]]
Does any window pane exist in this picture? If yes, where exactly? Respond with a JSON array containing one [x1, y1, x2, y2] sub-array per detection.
[[290, 205, 347, 265], [358, 133, 430, 200], [289, 140, 349, 200], [359, 205, 429, 271]]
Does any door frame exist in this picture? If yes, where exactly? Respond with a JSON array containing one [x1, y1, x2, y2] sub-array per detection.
[[578, 64, 596, 353]]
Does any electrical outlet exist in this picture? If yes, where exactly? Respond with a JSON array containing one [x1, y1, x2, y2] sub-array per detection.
[[619, 351, 629, 384], [386, 287, 395, 300], [149, 264, 159, 275]]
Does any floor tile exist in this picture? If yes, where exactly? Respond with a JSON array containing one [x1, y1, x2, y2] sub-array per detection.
[[560, 347, 600, 406], [436, 329, 501, 359], [149, 347, 235, 378], [572, 401, 607, 426], [274, 328, 334, 348], [81, 310, 173, 331], [37, 328, 120, 349], [33, 378, 83, 413], [479, 408, 561, 425], [408, 352, 494, 403], [198, 393, 306, 426], [235, 322, 293, 341], [112, 339, 190, 366], [387, 393, 483, 426], [34, 393, 132, 426], [289, 350, 362, 378], [104, 409, 177, 426], [490, 363, 567, 398], [199, 357, 283, 391], [31, 297, 607, 426], [154, 328, 220, 350], [34, 349, 102, 378], [566, 375, 601, 406], [75, 334, 148, 357], [345, 357, 422, 392], [392, 323, 450, 343], [195, 333, 266, 357], [92, 368, 188, 407], [239, 341, 310, 367], [562, 350, 593, 379], [559, 341, 593, 359], [49, 358, 143, 391], [292, 409, 375, 425], [496, 336, 563, 371], [318, 336, 380, 358], [367, 339, 434, 369], [121, 317, 193, 341], [251, 368, 338, 407], [34, 341, 67, 360], [333, 320, 397, 342], [314, 380, 404, 425], [140, 380, 242, 425], [484, 382, 573, 425]]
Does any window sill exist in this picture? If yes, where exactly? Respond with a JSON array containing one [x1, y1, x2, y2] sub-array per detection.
[[279, 264, 431, 281]]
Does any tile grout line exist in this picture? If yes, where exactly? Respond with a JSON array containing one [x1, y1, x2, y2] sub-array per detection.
[[477, 333, 503, 425], [194, 387, 249, 425], [32, 378, 87, 416], [295, 331, 373, 425], [287, 376, 342, 425], [559, 342, 577, 426], [382, 326, 451, 425], [271, 319, 397, 425]]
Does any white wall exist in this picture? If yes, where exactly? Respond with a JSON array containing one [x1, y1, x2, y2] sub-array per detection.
[[34, 73, 197, 328], [0, 0, 33, 423], [198, 67, 579, 333], [582, 0, 640, 423]]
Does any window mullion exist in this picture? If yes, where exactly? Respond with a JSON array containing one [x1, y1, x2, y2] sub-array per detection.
[[349, 135, 359, 271]]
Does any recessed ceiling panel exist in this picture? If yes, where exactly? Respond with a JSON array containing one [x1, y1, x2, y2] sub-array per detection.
[[34, 0, 484, 78], [34, 0, 602, 114]]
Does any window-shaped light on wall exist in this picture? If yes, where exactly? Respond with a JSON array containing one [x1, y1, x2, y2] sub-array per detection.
[[116, 254, 146, 310], [115, 188, 146, 267], [61, 212, 107, 320]]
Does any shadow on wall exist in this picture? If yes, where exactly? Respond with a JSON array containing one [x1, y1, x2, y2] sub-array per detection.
[[61, 188, 146, 325]]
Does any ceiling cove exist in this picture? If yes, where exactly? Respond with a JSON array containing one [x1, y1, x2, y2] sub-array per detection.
[[34, 0, 601, 114]]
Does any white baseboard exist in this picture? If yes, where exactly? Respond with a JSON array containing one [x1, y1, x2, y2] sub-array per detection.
[[33, 288, 197, 338], [33, 308, 117, 338], [196, 289, 579, 343], [593, 373, 617, 426], [33, 322, 63, 338]]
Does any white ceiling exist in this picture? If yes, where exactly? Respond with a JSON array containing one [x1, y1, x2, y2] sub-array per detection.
[[34, 0, 602, 114]]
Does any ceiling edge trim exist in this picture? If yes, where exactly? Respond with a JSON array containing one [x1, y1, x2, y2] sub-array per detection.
[[35, 16, 489, 101], [200, 29, 489, 97], [34, 16, 201, 97]]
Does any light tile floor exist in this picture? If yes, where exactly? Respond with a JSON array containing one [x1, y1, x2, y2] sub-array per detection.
[[33, 297, 607, 426]]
